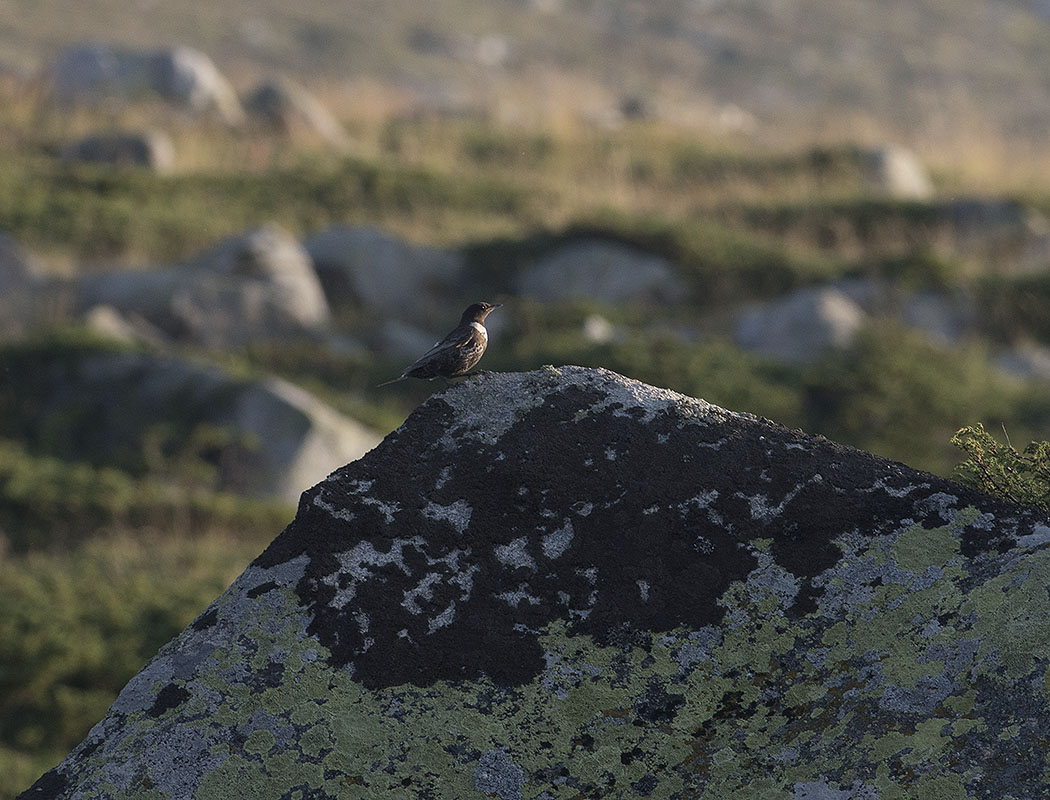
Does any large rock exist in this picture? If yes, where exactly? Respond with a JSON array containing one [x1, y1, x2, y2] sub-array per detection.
[[61, 129, 176, 173], [735, 285, 866, 362], [834, 278, 976, 345], [75, 224, 330, 347], [9, 347, 379, 503], [0, 234, 40, 338], [245, 77, 348, 146], [0, 233, 37, 293], [151, 47, 244, 123], [939, 199, 1050, 273], [995, 343, 1050, 382], [21, 366, 1050, 799], [50, 43, 243, 124], [303, 225, 465, 320], [190, 224, 330, 328], [515, 237, 688, 305], [900, 288, 976, 344], [862, 145, 934, 200]]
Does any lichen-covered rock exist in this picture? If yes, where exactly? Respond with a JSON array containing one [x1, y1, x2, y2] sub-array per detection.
[[20, 366, 1050, 799], [0, 233, 41, 338]]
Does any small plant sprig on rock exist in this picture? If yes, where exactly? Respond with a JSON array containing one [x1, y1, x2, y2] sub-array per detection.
[[951, 423, 1050, 510]]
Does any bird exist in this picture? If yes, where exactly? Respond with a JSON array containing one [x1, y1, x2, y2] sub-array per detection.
[[378, 302, 502, 387]]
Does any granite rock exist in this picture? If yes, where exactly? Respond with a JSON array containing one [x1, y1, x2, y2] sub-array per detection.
[[515, 238, 688, 305], [735, 286, 866, 362], [9, 348, 379, 503], [20, 366, 1050, 799], [75, 224, 329, 347]]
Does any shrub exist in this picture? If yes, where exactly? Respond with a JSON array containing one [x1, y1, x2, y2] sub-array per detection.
[[0, 439, 290, 552], [951, 423, 1050, 510], [0, 530, 270, 797]]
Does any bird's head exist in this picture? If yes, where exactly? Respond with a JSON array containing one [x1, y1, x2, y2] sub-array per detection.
[[461, 302, 503, 324]]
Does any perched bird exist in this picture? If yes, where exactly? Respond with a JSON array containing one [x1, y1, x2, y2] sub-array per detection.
[[378, 302, 502, 386]]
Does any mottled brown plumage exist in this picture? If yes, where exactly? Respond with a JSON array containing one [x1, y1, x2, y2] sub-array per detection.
[[378, 302, 502, 386]]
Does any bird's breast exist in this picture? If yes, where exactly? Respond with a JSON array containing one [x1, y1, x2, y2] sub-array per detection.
[[470, 321, 488, 343]]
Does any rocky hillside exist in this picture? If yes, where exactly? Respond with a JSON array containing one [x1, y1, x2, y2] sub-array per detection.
[[3, 0, 1050, 155], [21, 367, 1050, 799]]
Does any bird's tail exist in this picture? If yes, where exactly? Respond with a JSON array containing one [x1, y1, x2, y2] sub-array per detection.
[[376, 375, 407, 388]]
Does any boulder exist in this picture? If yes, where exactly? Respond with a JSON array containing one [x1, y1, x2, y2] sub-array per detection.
[[831, 278, 975, 345], [61, 129, 175, 173], [901, 288, 975, 344], [190, 224, 330, 328], [9, 347, 379, 503], [995, 343, 1050, 382], [81, 304, 164, 346], [862, 145, 934, 200], [150, 46, 244, 124], [303, 225, 465, 320], [735, 285, 866, 362], [0, 233, 37, 292], [0, 234, 41, 338], [75, 224, 329, 347], [375, 317, 447, 359], [20, 366, 1050, 799], [939, 199, 1050, 273], [245, 77, 347, 146], [50, 43, 132, 101], [50, 43, 243, 124], [515, 237, 688, 305]]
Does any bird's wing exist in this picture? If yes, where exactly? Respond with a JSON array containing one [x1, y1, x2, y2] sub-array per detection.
[[405, 326, 474, 370]]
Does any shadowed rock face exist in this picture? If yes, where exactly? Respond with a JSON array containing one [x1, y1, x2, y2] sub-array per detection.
[[20, 367, 1050, 799]]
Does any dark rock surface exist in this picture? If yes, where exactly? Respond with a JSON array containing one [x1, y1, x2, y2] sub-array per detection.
[[20, 366, 1050, 799]]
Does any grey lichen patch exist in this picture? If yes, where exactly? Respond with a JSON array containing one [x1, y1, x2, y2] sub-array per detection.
[[434, 366, 731, 451], [494, 537, 537, 570], [433, 367, 566, 447], [541, 520, 574, 559], [563, 365, 727, 426], [422, 498, 473, 534], [474, 749, 525, 800], [1016, 523, 1050, 549]]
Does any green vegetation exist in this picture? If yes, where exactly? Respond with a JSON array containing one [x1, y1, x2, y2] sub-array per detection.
[[0, 439, 291, 552], [0, 526, 273, 794], [0, 148, 532, 263], [0, 439, 289, 792], [951, 424, 1050, 510]]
